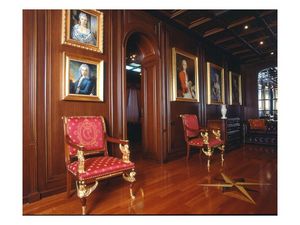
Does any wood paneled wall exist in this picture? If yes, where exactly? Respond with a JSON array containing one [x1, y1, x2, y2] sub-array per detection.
[[23, 10, 244, 202]]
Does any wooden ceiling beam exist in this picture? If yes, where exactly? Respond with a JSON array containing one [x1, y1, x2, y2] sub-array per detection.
[[203, 27, 225, 38], [214, 10, 229, 17], [189, 17, 211, 29], [255, 11, 277, 43], [214, 26, 266, 45], [232, 49, 251, 55], [146, 10, 241, 63], [259, 10, 275, 18], [248, 35, 270, 44], [214, 36, 235, 45], [188, 10, 228, 29], [170, 10, 188, 19], [211, 17, 262, 56], [227, 16, 256, 29]]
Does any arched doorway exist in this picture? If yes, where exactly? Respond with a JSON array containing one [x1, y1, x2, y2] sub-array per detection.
[[123, 32, 165, 162]]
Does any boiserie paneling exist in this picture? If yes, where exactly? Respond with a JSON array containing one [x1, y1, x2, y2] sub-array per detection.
[[23, 10, 39, 203], [23, 10, 268, 203]]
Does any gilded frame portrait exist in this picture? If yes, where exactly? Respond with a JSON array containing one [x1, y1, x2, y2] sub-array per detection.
[[207, 62, 225, 104], [229, 71, 242, 105], [62, 10, 104, 53], [62, 52, 104, 102], [171, 48, 199, 102]]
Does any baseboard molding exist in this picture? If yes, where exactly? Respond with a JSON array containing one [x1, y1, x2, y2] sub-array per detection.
[[23, 191, 41, 204]]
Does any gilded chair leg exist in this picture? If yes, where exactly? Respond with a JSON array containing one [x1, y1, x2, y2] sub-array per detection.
[[218, 145, 225, 166], [66, 172, 72, 198], [207, 157, 211, 172], [123, 169, 136, 200], [130, 183, 135, 200], [76, 180, 98, 215], [80, 197, 86, 215], [202, 147, 213, 172]]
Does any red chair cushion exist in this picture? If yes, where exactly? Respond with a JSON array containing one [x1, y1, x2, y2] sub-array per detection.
[[188, 138, 204, 146], [67, 156, 135, 180], [188, 137, 224, 147], [182, 114, 200, 138], [248, 119, 266, 130], [66, 116, 105, 156]]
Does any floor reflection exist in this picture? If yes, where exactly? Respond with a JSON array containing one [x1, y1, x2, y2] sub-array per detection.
[[128, 187, 145, 214]]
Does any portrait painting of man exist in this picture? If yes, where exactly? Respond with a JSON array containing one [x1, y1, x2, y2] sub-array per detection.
[[69, 60, 97, 96], [172, 48, 199, 102], [63, 53, 104, 102]]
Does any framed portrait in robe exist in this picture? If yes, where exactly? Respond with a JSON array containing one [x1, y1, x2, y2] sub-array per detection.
[[207, 62, 225, 104], [62, 10, 103, 53], [171, 48, 199, 102], [229, 71, 242, 105], [62, 52, 104, 102]]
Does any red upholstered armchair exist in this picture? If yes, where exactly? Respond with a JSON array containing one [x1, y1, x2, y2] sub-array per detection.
[[62, 116, 136, 215], [180, 114, 225, 170]]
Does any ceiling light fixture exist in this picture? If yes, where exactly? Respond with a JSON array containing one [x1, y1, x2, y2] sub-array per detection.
[[244, 25, 249, 30], [270, 51, 274, 55], [260, 41, 264, 45]]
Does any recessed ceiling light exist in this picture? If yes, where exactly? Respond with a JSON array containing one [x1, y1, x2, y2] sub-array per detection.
[[244, 25, 249, 29], [270, 51, 274, 55], [260, 41, 264, 45]]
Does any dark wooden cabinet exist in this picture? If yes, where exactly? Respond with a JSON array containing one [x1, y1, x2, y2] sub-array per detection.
[[207, 118, 241, 151]]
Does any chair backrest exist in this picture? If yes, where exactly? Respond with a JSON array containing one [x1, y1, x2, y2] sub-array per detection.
[[63, 116, 108, 158], [180, 114, 200, 140]]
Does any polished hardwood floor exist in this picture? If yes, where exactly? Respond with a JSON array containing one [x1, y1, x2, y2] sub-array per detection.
[[23, 144, 277, 215]]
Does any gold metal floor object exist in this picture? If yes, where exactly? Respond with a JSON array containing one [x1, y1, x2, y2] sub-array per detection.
[[199, 173, 271, 204]]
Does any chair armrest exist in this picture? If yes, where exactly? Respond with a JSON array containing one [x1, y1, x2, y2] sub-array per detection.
[[65, 135, 85, 173], [66, 135, 84, 150], [106, 136, 132, 163], [106, 136, 129, 145]]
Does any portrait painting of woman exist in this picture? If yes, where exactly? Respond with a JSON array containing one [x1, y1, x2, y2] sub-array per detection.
[[62, 10, 103, 52], [207, 62, 225, 104], [70, 10, 96, 46], [229, 71, 242, 105]]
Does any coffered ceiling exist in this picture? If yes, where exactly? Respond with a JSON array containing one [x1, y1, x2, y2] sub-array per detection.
[[150, 10, 277, 64]]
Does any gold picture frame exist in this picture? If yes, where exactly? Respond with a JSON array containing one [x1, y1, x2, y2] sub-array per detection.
[[207, 62, 225, 104], [62, 52, 104, 102], [62, 10, 104, 53], [171, 48, 199, 102], [229, 71, 242, 105]]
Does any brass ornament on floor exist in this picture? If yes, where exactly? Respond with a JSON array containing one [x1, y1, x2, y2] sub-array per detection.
[[199, 173, 271, 204]]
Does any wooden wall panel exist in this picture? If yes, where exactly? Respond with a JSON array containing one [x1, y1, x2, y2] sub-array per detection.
[[23, 10, 112, 201], [23, 10, 246, 202], [123, 11, 164, 162], [166, 24, 201, 158], [204, 44, 243, 123], [23, 10, 40, 203]]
